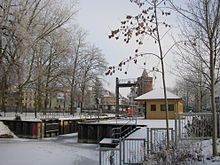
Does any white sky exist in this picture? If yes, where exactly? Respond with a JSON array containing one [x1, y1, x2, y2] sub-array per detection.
[[76, 0, 181, 97]]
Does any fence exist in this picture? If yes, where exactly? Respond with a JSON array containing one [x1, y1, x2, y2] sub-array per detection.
[[123, 138, 146, 164], [175, 113, 220, 141], [112, 117, 137, 139], [99, 138, 146, 165], [100, 112, 220, 164], [149, 128, 175, 154], [100, 128, 177, 164], [99, 147, 121, 165]]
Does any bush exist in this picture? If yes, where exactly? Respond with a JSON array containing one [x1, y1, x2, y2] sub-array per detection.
[[144, 141, 204, 165]]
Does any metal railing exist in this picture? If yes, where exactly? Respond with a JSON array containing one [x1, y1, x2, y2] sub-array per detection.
[[100, 117, 143, 165], [99, 147, 121, 165], [123, 138, 146, 164], [99, 138, 147, 165], [112, 117, 137, 139], [149, 128, 175, 154], [175, 112, 220, 141]]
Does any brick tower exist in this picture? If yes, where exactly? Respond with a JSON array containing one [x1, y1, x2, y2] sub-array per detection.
[[137, 69, 153, 96]]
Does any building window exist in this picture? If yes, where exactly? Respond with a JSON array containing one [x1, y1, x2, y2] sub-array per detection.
[[160, 104, 166, 111], [169, 104, 175, 111], [160, 104, 175, 111], [151, 104, 156, 111]]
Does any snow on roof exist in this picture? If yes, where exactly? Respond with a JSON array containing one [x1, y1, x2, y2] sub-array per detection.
[[134, 88, 181, 101]]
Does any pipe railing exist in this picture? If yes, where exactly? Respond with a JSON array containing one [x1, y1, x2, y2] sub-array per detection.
[[112, 117, 137, 139]]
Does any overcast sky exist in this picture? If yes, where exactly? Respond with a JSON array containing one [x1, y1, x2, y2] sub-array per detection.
[[76, 0, 180, 97]]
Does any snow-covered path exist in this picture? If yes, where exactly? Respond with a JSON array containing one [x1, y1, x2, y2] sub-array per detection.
[[0, 133, 99, 165]]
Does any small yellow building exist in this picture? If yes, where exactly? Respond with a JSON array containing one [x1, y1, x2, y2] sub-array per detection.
[[135, 88, 183, 119]]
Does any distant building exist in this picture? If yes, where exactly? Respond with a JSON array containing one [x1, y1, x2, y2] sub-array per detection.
[[2, 88, 20, 109], [100, 90, 116, 111], [135, 88, 184, 119], [136, 69, 153, 96], [0, 87, 71, 111], [22, 89, 35, 109], [100, 90, 130, 113], [50, 92, 66, 110], [127, 69, 153, 116], [128, 69, 153, 101]]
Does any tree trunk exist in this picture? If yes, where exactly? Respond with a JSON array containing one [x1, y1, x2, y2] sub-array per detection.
[[154, 1, 170, 149], [70, 56, 79, 116], [80, 85, 85, 114], [1, 76, 7, 116], [34, 91, 37, 118], [70, 84, 75, 115], [17, 87, 23, 114], [210, 44, 218, 156]]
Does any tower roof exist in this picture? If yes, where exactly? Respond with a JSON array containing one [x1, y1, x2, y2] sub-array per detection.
[[142, 69, 148, 78]]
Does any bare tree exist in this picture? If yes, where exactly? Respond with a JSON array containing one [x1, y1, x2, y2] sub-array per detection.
[[106, 0, 173, 149], [0, 0, 78, 114], [79, 45, 107, 113], [68, 28, 87, 115], [31, 28, 71, 115], [174, 50, 210, 112], [0, 0, 21, 114], [170, 0, 220, 156], [173, 76, 209, 112]]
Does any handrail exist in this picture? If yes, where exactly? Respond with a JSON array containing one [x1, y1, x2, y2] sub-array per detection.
[[112, 117, 137, 139]]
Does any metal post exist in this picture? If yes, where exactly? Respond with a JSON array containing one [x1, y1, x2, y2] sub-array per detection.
[[178, 114, 181, 142], [99, 146, 101, 165], [123, 139, 125, 164], [218, 113, 220, 138], [143, 139, 146, 162], [116, 77, 119, 117], [175, 113, 178, 148], [150, 128, 153, 154], [119, 138, 122, 165], [147, 127, 150, 155]]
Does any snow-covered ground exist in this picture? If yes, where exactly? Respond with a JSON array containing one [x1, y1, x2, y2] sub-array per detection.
[[94, 117, 176, 129], [0, 121, 98, 165], [1, 116, 220, 165], [125, 127, 220, 165], [0, 133, 99, 165], [198, 139, 220, 165]]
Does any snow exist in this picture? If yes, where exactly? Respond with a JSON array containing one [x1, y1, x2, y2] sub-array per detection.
[[198, 139, 220, 165], [0, 112, 115, 121], [0, 120, 99, 165], [0, 121, 16, 138], [125, 127, 220, 165], [128, 127, 148, 139], [0, 133, 99, 165], [137, 118, 176, 128], [100, 138, 114, 144], [135, 88, 181, 100], [1, 115, 220, 165], [93, 117, 176, 129]]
